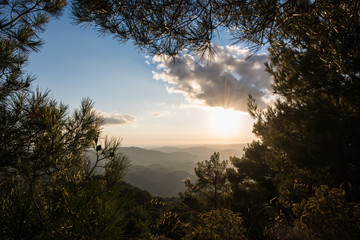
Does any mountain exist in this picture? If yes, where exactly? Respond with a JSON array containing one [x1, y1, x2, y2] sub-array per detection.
[[126, 166, 194, 197], [118, 144, 247, 197], [119, 147, 202, 172], [119, 147, 199, 197], [152, 143, 247, 160]]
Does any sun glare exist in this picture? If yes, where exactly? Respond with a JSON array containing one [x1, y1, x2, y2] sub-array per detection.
[[209, 107, 242, 136]]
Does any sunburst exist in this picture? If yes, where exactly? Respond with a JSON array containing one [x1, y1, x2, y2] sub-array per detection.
[[209, 107, 241, 136]]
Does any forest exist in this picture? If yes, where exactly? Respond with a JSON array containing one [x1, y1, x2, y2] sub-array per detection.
[[1, 0, 359, 239]]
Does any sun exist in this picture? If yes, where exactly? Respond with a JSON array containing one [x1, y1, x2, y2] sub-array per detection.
[[209, 107, 242, 136]]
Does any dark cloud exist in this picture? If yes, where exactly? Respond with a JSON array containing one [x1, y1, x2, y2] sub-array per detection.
[[152, 45, 272, 111], [102, 113, 136, 125]]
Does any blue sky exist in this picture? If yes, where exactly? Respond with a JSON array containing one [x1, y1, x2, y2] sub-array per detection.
[[26, 11, 272, 147]]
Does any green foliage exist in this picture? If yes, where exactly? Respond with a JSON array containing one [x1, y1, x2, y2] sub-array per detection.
[[0, 88, 162, 239], [111, 183, 161, 239], [0, 88, 130, 238], [245, 17, 360, 227], [175, 154, 249, 239], [265, 213, 316, 240], [267, 186, 360, 240], [227, 142, 278, 239], [185, 209, 247, 240], [71, 0, 360, 67], [0, 0, 66, 98], [0, 2, 169, 238], [154, 209, 184, 240], [182, 152, 230, 210], [245, 1, 360, 205], [248, 48, 360, 203], [294, 185, 360, 239], [228, 142, 277, 208]]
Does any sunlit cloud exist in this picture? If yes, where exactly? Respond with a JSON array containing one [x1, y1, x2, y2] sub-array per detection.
[[225, 45, 250, 56], [152, 45, 273, 112], [100, 111, 136, 126]]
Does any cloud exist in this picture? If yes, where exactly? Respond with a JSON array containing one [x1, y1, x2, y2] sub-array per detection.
[[100, 111, 136, 126], [152, 45, 272, 111], [152, 111, 171, 117]]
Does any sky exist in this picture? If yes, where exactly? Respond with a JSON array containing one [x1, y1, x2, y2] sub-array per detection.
[[26, 11, 273, 147]]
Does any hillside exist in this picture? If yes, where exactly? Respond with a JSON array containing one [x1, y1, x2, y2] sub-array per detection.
[[152, 144, 247, 161], [120, 144, 247, 197]]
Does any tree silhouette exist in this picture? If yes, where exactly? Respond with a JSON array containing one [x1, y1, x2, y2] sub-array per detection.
[[0, 2, 133, 238], [0, 0, 66, 99], [182, 152, 229, 210], [0, 90, 130, 238]]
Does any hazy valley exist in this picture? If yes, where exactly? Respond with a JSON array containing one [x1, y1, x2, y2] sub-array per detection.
[[121, 144, 247, 197]]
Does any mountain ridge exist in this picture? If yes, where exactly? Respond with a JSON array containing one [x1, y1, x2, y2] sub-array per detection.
[[120, 144, 247, 197]]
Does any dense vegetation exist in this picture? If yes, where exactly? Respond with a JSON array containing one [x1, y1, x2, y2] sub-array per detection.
[[1, 0, 359, 239]]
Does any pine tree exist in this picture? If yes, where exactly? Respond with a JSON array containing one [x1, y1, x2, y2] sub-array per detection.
[[227, 141, 278, 238], [0, 0, 66, 99], [0, 2, 131, 238], [0, 91, 129, 238], [182, 152, 229, 211]]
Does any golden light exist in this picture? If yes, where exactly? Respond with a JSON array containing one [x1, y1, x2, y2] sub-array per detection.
[[209, 107, 242, 136]]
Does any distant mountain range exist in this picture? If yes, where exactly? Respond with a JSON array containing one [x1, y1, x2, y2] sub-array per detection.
[[120, 144, 248, 197]]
